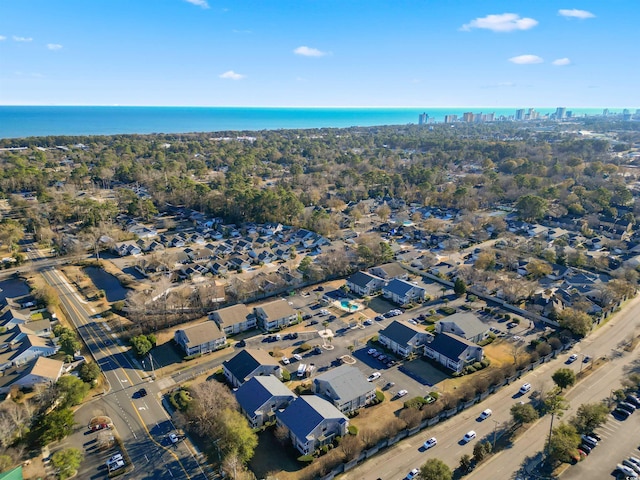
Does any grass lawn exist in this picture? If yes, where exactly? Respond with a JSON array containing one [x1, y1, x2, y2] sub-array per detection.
[[249, 430, 303, 480]]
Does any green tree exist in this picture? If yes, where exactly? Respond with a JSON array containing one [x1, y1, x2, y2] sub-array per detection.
[[419, 458, 452, 480], [516, 194, 548, 222], [510, 402, 539, 425], [219, 408, 258, 464], [473, 441, 492, 462], [130, 334, 153, 357], [453, 278, 467, 296], [51, 448, 84, 480], [56, 376, 90, 407], [525, 259, 553, 280], [459, 454, 473, 474], [53, 326, 81, 356], [548, 422, 580, 464], [570, 402, 609, 434], [0, 454, 13, 471], [79, 362, 101, 383], [552, 368, 577, 391], [40, 408, 75, 444], [557, 308, 592, 338]]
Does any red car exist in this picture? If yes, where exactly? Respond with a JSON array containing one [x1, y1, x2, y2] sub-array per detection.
[[90, 423, 109, 431]]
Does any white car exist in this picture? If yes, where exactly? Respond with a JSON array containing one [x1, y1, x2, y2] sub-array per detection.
[[169, 433, 179, 444], [397, 389, 408, 398], [423, 437, 437, 450], [108, 460, 125, 472], [405, 468, 420, 480], [367, 372, 381, 382], [368, 348, 377, 355], [463, 430, 476, 443], [281, 356, 290, 365], [519, 383, 531, 394], [567, 354, 578, 363], [479, 409, 492, 420], [293, 354, 303, 361]]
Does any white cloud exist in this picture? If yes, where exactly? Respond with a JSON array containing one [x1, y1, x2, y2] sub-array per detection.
[[0, 36, 6, 41], [219, 70, 245, 80], [559, 9, 595, 19], [47, 43, 63, 51], [552, 57, 571, 66], [184, 0, 209, 8], [509, 54, 544, 64], [293, 46, 327, 57], [461, 13, 538, 32], [12, 36, 33, 42]]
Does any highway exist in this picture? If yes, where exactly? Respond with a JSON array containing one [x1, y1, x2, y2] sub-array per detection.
[[340, 294, 640, 480], [34, 257, 208, 480]]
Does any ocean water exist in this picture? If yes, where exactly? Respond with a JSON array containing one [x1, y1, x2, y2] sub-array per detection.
[[0, 106, 607, 139]]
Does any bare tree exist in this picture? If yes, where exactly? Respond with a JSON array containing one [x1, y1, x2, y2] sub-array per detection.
[[340, 434, 364, 461]]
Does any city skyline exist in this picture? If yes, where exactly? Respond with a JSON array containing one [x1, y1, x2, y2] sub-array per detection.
[[0, 0, 638, 107]]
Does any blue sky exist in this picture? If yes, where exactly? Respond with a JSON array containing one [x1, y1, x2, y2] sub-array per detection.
[[0, 0, 637, 107]]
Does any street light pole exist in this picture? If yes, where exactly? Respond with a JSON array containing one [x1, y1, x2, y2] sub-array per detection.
[[492, 419, 499, 450], [148, 352, 156, 380]]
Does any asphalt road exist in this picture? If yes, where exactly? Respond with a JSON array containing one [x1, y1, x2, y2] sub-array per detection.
[[340, 293, 640, 480], [34, 256, 209, 480]]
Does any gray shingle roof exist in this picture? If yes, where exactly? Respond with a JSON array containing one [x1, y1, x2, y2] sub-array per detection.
[[235, 375, 296, 416], [313, 365, 372, 403], [383, 278, 423, 296], [439, 312, 487, 340], [346, 271, 383, 289]]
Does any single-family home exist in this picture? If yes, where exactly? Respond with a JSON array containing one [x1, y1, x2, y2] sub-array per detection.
[[210, 304, 256, 336], [235, 375, 297, 428], [436, 312, 489, 344], [174, 321, 226, 356], [222, 349, 282, 387], [0, 334, 59, 371], [345, 271, 385, 296], [112, 241, 142, 257], [369, 262, 408, 281], [382, 279, 426, 306], [254, 299, 298, 332], [423, 332, 484, 374], [276, 395, 349, 455], [312, 365, 376, 413], [0, 356, 64, 394], [378, 320, 431, 358]]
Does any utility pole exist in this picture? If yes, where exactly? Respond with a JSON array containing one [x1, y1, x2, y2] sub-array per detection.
[[492, 419, 499, 450], [148, 351, 156, 380]]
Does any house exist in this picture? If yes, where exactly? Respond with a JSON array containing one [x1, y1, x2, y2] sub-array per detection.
[[209, 261, 228, 276], [235, 375, 297, 428], [382, 279, 426, 306], [0, 308, 31, 329], [276, 395, 349, 455], [378, 320, 432, 358], [345, 271, 385, 296], [0, 356, 64, 394], [423, 332, 484, 374], [210, 304, 256, 335], [222, 349, 282, 387], [254, 299, 298, 332], [0, 334, 59, 371], [369, 262, 408, 281], [228, 255, 251, 272], [436, 312, 489, 344], [112, 241, 142, 257], [312, 365, 376, 413], [174, 321, 226, 356]]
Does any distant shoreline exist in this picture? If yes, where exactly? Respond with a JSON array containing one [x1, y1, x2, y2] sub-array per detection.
[[0, 105, 616, 139]]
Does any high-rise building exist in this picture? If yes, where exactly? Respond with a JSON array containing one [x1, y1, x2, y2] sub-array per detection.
[[418, 112, 429, 125], [528, 108, 538, 120], [515, 109, 525, 121], [463, 112, 474, 122], [603, 109, 609, 116], [444, 114, 457, 123], [555, 107, 566, 119]]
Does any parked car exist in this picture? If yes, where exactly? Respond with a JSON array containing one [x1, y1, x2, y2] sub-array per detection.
[[623, 459, 640, 475], [463, 431, 477, 443], [479, 409, 492, 420], [581, 434, 598, 448], [368, 348, 378, 355], [616, 463, 639, 478], [423, 437, 437, 450], [293, 354, 303, 361], [613, 407, 631, 419], [582, 355, 591, 363], [578, 443, 592, 455], [567, 354, 578, 363], [619, 401, 637, 414], [397, 389, 408, 398], [519, 383, 531, 394], [626, 395, 640, 408], [281, 357, 290, 365], [507, 322, 519, 328], [169, 433, 179, 444], [236, 340, 246, 348], [367, 372, 381, 382]]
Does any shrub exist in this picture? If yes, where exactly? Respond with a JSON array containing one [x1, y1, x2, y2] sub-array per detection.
[[463, 365, 477, 374], [430, 391, 440, 400], [347, 425, 358, 435], [440, 306, 456, 315], [297, 454, 314, 463], [504, 314, 511, 320], [281, 369, 291, 382], [183, 353, 202, 361], [298, 343, 312, 352], [374, 390, 385, 403], [480, 358, 491, 368], [404, 396, 428, 409]]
